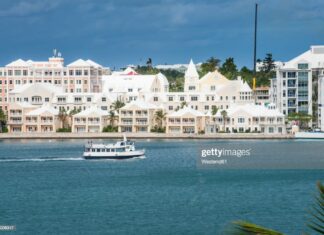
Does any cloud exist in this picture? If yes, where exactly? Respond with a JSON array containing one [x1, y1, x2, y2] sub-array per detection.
[[0, 0, 62, 17]]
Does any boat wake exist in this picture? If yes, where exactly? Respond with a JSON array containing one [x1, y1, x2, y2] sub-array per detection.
[[0, 157, 84, 162]]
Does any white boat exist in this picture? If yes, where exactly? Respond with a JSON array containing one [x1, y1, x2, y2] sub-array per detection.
[[83, 135, 145, 160], [295, 131, 324, 139]]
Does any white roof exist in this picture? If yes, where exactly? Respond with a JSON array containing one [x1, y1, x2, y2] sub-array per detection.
[[26, 105, 58, 116], [6, 59, 31, 67], [281, 45, 324, 69], [121, 100, 158, 110], [218, 104, 284, 117], [10, 83, 63, 94], [86, 59, 102, 68], [67, 59, 91, 67], [185, 59, 199, 78], [102, 72, 169, 93], [168, 106, 205, 117], [74, 106, 109, 117]]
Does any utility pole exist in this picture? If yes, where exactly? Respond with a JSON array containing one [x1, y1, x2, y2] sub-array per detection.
[[253, 3, 258, 102]]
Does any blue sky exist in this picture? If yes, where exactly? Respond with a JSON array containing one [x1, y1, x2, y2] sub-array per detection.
[[0, 0, 323, 69]]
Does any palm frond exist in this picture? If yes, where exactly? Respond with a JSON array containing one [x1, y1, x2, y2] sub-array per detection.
[[230, 221, 284, 235], [306, 181, 324, 234]]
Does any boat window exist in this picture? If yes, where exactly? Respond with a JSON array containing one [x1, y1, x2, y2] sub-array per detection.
[[96, 149, 100, 152], [92, 149, 95, 152]]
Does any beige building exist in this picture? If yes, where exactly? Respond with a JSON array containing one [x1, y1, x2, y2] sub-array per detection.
[[119, 100, 161, 133], [166, 107, 206, 134], [7, 103, 59, 133], [72, 107, 109, 133], [206, 104, 286, 134]]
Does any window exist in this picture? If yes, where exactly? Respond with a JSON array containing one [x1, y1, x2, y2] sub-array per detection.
[[77, 80, 82, 84], [8, 70, 12, 76], [84, 70, 89, 76], [287, 72, 296, 78], [32, 96, 42, 103], [169, 106, 173, 110], [168, 96, 173, 101], [76, 70, 82, 76], [87, 97, 92, 102], [45, 98, 49, 102], [188, 86, 195, 91], [74, 97, 82, 103], [128, 88, 133, 92], [204, 105, 209, 110], [238, 117, 245, 123], [179, 96, 185, 101], [298, 63, 308, 70], [69, 70, 74, 76], [191, 96, 198, 101], [211, 85, 215, 91], [153, 97, 158, 102]]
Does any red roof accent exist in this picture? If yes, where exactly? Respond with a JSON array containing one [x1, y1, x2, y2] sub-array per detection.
[[126, 71, 138, 75]]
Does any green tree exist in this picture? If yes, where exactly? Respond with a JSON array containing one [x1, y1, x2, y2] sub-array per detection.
[[239, 66, 254, 86], [69, 107, 82, 117], [200, 57, 221, 76], [112, 100, 125, 113], [154, 110, 167, 129], [221, 110, 228, 132], [180, 101, 188, 109], [211, 106, 218, 116], [288, 112, 312, 130], [108, 110, 118, 127], [261, 53, 276, 73], [219, 57, 238, 80], [146, 58, 152, 68], [58, 107, 69, 129], [0, 109, 7, 133]]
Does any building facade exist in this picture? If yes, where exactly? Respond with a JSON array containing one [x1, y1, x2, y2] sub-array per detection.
[[0, 54, 110, 112], [270, 46, 324, 124], [5, 59, 286, 134]]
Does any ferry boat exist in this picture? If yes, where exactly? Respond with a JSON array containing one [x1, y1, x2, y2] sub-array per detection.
[[295, 131, 324, 139], [83, 135, 145, 160]]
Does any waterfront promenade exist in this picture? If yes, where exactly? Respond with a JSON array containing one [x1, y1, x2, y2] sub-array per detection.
[[0, 132, 293, 140]]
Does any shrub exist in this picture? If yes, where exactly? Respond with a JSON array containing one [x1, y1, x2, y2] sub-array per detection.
[[150, 125, 166, 133], [56, 127, 71, 132], [102, 125, 118, 132]]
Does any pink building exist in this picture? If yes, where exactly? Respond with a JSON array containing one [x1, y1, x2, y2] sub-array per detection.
[[0, 54, 110, 112]]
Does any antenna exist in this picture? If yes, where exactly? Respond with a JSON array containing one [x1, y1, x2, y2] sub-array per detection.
[[53, 48, 57, 57]]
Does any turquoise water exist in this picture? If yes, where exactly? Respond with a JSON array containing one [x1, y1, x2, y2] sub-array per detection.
[[0, 139, 323, 234]]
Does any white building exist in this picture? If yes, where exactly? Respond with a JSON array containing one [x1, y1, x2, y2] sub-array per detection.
[[318, 75, 324, 131], [270, 46, 324, 120], [206, 103, 286, 134]]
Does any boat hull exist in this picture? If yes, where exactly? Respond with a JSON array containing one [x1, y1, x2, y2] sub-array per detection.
[[83, 150, 145, 160]]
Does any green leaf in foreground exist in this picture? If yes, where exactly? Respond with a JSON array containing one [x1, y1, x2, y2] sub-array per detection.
[[229, 221, 284, 235]]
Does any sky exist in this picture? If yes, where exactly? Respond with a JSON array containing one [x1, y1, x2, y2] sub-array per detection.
[[0, 0, 324, 70]]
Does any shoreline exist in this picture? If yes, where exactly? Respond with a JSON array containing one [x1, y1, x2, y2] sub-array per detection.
[[0, 132, 294, 140]]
